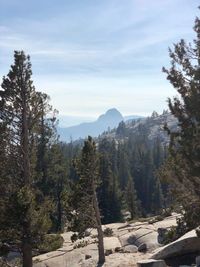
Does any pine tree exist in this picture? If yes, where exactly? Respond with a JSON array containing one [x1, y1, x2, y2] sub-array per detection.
[[117, 145, 130, 190], [151, 176, 164, 214], [162, 15, 200, 197], [116, 121, 126, 137], [125, 175, 140, 220], [46, 143, 69, 232], [153, 138, 164, 169], [98, 138, 122, 224], [0, 51, 54, 267], [70, 136, 105, 264], [159, 13, 200, 229], [35, 95, 57, 196]]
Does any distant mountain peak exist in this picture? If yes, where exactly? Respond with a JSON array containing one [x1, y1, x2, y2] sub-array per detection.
[[57, 108, 145, 142], [58, 108, 124, 142], [106, 108, 121, 115], [98, 108, 123, 121]]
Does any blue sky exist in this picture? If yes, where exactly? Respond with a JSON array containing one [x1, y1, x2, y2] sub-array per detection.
[[0, 0, 199, 119]]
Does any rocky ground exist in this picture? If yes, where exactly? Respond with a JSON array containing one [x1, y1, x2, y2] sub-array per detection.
[[34, 213, 196, 267]]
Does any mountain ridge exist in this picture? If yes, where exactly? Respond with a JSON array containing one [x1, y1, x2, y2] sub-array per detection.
[[57, 108, 144, 142], [100, 111, 177, 147]]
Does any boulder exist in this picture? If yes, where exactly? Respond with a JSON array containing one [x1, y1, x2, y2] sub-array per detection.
[[122, 245, 138, 253], [119, 228, 160, 251], [34, 243, 98, 267], [137, 259, 167, 267], [119, 232, 137, 247], [152, 229, 200, 260], [138, 243, 147, 252], [153, 214, 179, 230], [103, 237, 121, 251]]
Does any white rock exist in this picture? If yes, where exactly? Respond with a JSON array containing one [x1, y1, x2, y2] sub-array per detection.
[[152, 229, 200, 260], [119, 228, 160, 251], [122, 245, 138, 253], [104, 237, 121, 250]]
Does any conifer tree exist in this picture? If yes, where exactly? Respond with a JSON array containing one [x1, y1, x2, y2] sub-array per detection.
[[0, 51, 54, 267], [46, 143, 69, 232], [162, 15, 200, 198], [98, 138, 122, 224], [125, 175, 140, 220], [151, 176, 164, 214], [116, 121, 126, 137], [70, 136, 105, 264], [153, 138, 164, 169], [117, 146, 130, 190], [35, 96, 57, 196], [158, 14, 200, 229]]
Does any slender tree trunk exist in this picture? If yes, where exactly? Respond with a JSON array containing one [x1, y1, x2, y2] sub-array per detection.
[[57, 193, 62, 232], [22, 234, 32, 267], [93, 190, 105, 264], [21, 82, 32, 267]]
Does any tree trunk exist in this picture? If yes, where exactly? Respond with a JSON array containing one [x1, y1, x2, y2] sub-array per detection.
[[96, 225, 105, 264], [21, 78, 32, 267], [22, 217, 32, 267], [22, 238, 32, 267], [93, 190, 105, 264], [57, 193, 62, 232]]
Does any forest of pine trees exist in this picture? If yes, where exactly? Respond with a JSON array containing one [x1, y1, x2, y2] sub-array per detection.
[[66, 123, 167, 219], [0, 50, 167, 267], [1, 11, 200, 267]]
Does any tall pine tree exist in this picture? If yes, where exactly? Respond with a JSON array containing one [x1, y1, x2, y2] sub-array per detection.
[[159, 13, 200, 228], [0, 51, 55, 267], [70, 137, 105, 264], [162, 15, 200, 198]]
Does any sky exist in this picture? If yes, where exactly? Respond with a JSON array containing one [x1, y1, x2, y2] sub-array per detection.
[[0, 0, 199, 120]]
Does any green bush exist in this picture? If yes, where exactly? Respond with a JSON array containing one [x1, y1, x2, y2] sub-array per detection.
[[182, 201, 200, 230], [162, 226, 177, 245], [156, 215, 164, 221], [160, 202, 200, 245], [161, 208, 172, 218], [103, 228, 113, 237], [37, 234, 64, 254], [71, 233, 78, 243], [148, 215, 164, 224], [73, 240, 88, 249]]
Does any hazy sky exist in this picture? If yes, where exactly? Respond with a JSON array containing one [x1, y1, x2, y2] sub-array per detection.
[[0, 0, 199, 118]]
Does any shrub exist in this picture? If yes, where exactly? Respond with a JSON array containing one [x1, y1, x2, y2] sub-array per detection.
[[161, 208, 172, 218], [160, 202, 200, 245], [37, 234, 64, 254], [148, 215, 164, 224], [181, 201, 200, 230], [161, 226, 177, 245], [103, 228, 113, 237], [73, 240, 88, 249], [71, 233, 78, 243]]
